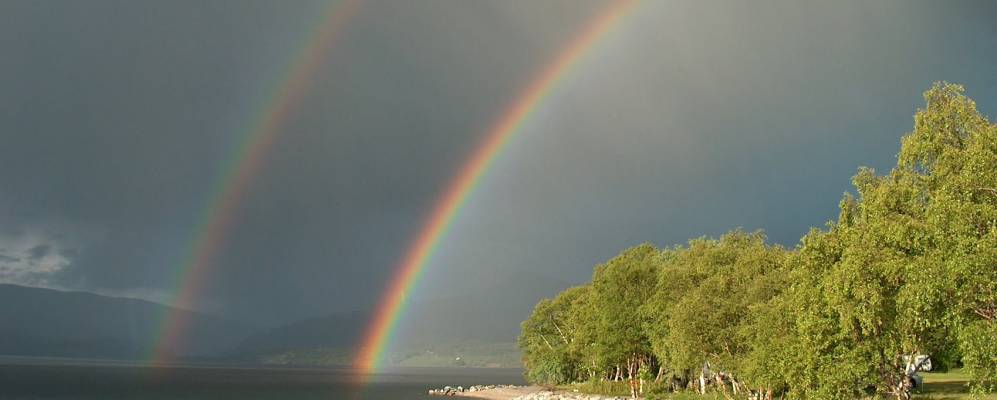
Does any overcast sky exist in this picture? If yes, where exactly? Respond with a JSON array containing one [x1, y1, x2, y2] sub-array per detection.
[[1, 0, 995, 326]]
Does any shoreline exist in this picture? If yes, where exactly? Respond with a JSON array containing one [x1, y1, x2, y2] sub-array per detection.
[[455, 386, 542, 400], [431, 385, 632, 400], [429, 385, 539, 400]]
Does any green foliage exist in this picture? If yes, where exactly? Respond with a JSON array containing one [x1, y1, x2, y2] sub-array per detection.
[[959, 321, 997, 394], [589, 244, 660, 368], [518, 83, 996, 399], [519, 286, 588, 384], [660, 231, 785, 377]]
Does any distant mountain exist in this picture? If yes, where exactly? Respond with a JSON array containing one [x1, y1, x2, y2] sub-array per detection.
[[0, 267, 572, 366], [238, 269, 572, 366], [393, 269, 574, 347], [236, 311, 369, 354], [0, 284, 251, 360]]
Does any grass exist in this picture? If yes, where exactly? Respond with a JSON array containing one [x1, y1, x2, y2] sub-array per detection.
[[559, 380, 632, 397], [559, 380, 724, 399], [913, 369, 995, 400], [555, 369, 992, 399]]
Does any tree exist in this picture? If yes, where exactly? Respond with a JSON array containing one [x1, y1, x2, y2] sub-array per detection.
[[897, 83, 996, 393], [519, 82, 996, 398], [659, 230, 785, 399], [519, 286, 587, 384], [780, 83, 995, 399], [566, 285, 612, 381], [780, 224, 883, 400], [589, 243, 662, 397]]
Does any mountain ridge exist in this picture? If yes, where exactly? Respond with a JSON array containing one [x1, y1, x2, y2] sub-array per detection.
[[0, 284, 250, 360], [236, 269, 572, 366]]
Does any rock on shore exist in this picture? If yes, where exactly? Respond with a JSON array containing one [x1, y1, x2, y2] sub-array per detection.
[[428, 384, 522, 396]]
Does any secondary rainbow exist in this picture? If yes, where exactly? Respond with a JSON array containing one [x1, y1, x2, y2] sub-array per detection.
[[353, 0, 639, 374], [150, 0, 362, 363]]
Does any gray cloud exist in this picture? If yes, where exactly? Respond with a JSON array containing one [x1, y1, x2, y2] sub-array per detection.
[[27, 244, 50, 261], [0, 228, 76, 288]]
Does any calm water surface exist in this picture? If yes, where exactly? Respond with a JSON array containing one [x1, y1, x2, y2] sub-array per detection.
[[0, 357, 525, 399]]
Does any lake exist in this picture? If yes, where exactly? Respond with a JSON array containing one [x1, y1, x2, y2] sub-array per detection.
[[0, 357, 525, 399]]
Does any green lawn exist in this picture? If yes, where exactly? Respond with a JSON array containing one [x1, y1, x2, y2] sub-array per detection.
[[913, 370, 995, 400]]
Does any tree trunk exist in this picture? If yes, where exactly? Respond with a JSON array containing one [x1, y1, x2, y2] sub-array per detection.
[[627, 354, 639, 398], [716, 374, 731, 400], [882, 355, 918, 400], [894, 379, 912, 400]]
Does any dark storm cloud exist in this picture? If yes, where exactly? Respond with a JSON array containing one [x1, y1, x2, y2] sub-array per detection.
[[27, 245, 50, 261], [0, 0, 612, 323], [1, 0, 995, 327]]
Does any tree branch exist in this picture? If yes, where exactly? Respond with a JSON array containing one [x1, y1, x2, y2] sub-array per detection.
[[972, 187, 997, 196], [552, 321, 570, 345], [540, 334, 554, 350]]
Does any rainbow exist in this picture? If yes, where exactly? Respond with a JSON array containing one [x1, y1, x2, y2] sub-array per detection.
[[150, 0, 362, 363], [353, 0, 639, 374]]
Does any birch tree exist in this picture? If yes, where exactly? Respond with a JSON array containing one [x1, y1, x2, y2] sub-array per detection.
[[589, 243, 661, 397]]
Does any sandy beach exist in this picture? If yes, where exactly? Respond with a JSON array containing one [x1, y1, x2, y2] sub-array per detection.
[[453, 386, 543, 400]]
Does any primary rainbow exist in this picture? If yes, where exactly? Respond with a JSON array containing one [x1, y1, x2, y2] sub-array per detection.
[[353, 0, 639, 374], [150, 0, 361, 363]]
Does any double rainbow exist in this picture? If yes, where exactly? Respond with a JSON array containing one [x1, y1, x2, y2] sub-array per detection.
[[353, 0, 639, 374], [149, 0, 638, 370]]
